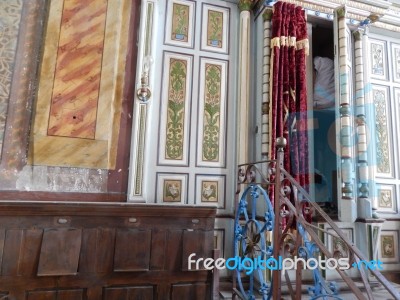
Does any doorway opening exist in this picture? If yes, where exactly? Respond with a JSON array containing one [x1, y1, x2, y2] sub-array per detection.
[[308, 20, 338, 215]]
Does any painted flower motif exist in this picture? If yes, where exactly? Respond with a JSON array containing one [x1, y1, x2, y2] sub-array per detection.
[[202, 183, 217, 201]]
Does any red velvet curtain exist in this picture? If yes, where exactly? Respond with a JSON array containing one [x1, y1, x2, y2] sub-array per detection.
[[269, 2, 309, 203]]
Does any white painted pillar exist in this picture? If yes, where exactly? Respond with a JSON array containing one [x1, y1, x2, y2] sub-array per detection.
[[261, 9, 273, 160], [354, 29, 372, 219], [237, 0, 253, 165], [336, 6, 357, 222], [362, 28, 379, 217]]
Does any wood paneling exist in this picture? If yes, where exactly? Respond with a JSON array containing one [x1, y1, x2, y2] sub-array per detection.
[[58, 289, 84, 300], [1, 229, 23, 276], [19, 229, 43, 276], [78, 228, 97, 273], [0, 229, 5, 271], [182, 230, 214, 270], [37, 228, 82, 276], [165, 230, 183, 271], [95, 228, 115, 273], [114, 229, 151, 271], [27, 289, 84, 300], [150, 229, 167, 270], [171, 283, 209, 300], [27, 290, 56, 300], [103, 286, 154, 300], [0, 203, 215, 299]]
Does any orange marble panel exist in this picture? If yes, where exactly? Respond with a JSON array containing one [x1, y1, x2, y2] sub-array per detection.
[[47, 0, 107, 139]]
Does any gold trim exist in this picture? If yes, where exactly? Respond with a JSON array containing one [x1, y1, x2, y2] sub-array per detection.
[[134, 105, 147, 195], [145, 2, 154, 57]]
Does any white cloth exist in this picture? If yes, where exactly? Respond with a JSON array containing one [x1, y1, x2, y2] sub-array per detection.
[[313, 56, 335, 109]]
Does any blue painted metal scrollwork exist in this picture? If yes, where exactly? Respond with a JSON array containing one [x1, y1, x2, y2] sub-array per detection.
[[297, 224, 342, 300], [234, 184, 274, 300]]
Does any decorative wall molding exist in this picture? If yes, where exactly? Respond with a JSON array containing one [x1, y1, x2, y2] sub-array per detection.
[[129, 0, 237, 213], [129, 1, 155, 200], [256, 0, 400, 32]]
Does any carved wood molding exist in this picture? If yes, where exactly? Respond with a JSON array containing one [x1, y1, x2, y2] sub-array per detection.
[[0, 201, 217, 219]]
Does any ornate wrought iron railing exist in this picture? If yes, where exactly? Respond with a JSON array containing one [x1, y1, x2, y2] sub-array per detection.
[[233, 138, 400, 300]]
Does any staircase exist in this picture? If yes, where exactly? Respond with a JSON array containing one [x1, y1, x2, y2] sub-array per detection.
[[220, 280, 400, 299], [231, 138, 400, 300]]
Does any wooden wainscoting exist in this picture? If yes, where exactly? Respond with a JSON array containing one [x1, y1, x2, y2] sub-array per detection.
[[0, 202, 215, 300]]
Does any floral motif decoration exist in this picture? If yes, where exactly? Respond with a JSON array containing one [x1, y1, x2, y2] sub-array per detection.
[[394, 47, 400, 81], [332, 236, 349, 259], [207, 10, 223, 48], [202, 64, 222, 161], [171, 3, 189, 42], [381, 235, 395, 258], [378, 189, 393, 208], [201, 181, 218, 202], [163, 179, 182, 202], [0, 0, 23, 158], [165, 59, 187, 160], [371, 43, 384, 76], [374, 89, 390, 174]]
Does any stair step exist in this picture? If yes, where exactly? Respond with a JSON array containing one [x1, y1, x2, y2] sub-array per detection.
[[218, 280, 400, 300]]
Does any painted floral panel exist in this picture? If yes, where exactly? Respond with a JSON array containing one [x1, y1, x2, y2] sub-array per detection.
[[165, 58, 187, 160], [373, 86, 391, 175], [332, 235, 350, 258], [381, 235, 395, 259], [201, 180, 218, 202], [163, 179, 182, 202], [196, 58, 227, 168], [370, 40, 387, 79], [0, 0, 23, 158], [195, 174, 225, 208], [164, 0, 195, 48], [378, 189, 393, 208], [201, 4, 229, 54], [392, 44, 400, 83], [202, 63, 222, 162], [171, 3, 189, 42], [207, 10, 223, 48]]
